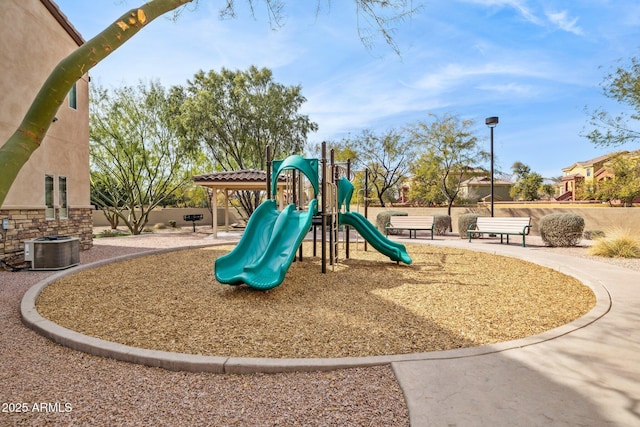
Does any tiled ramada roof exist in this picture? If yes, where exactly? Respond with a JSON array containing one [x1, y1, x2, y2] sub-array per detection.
[[193, 169, 285, 183]]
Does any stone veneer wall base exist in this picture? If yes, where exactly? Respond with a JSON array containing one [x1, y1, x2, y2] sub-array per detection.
[[0, 208, 93, 265]]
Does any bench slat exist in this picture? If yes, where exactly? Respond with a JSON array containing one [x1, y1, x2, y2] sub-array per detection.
[[385, 216, 435, 239], [468, 217, 531, 247]]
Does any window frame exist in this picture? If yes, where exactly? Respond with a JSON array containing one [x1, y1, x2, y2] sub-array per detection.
[[45, 174, 55, 220], [58, 176, 68, 219], [68, 81, 77, 110]]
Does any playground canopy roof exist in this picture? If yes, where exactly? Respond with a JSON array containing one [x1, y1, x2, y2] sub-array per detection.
[[193, 170, 286, 190], [193, 170, 287, 237]]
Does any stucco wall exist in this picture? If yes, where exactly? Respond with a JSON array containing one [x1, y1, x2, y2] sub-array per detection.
[[0, 0, 90, 209], [0, 1, 92, 264]]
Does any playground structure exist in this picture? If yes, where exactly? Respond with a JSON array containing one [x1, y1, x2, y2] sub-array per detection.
[[214, 142, 412, 290]]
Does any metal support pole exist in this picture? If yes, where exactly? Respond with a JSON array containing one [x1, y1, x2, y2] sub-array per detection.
[[364, 168, 369, 251], [329, 149, 335, 266], [297, 169, 303, 261], [321, 141, 327, 274], [490, 125, 494, 217], [485, 116, 498, 218], [266, 145, 272, 200], [345, 159, 350, 259]]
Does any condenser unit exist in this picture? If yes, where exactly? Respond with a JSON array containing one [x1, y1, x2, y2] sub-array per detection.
[[24, 236, 80, 270]]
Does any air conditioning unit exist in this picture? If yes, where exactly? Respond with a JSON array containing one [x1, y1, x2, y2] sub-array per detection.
[[24, 236, 80, 270]]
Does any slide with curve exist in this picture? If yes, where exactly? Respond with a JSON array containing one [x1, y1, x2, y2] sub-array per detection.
[[339, 211, 412, 264], [215, 198, 317, 290], [336, 177, 411, 265]]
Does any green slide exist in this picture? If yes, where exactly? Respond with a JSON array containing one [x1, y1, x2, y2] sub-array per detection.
[[215, 198, 317, 290], [336, 176, 411, 264], [339, 211, 412, 265]]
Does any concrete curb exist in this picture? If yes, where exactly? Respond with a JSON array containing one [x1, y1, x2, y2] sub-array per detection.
[[21, 240, 611, 374]]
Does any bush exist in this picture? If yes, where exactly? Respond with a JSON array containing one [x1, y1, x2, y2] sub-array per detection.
[[583, 230, 605, 240], [153, 223, 167, 230], [433, 215, 451, 235], [168, 220, 177, 228], [539, 213, 584, 247], [99, 229, 120, 238], [376, 211, 407, 234], [458, 213, 481, 239], [97, 229, 129, 238], [588, 228, 640, 258]]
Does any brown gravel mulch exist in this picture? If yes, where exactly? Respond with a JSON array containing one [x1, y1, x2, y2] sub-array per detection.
[[36, 243, 596, 359]]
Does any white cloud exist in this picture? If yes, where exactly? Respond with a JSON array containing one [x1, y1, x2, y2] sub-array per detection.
[[458, 0, 542, 25], [476, 82, 536, 95], [546, 10, 584, 35], [410, 62, 548, 92]]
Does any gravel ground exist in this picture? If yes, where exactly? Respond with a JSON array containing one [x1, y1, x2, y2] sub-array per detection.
[[1, 231, 408, 426], [2, 228, 637, 426]]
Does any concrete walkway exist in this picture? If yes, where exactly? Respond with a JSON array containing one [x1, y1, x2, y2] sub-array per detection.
[[392, 238, 640, 427]]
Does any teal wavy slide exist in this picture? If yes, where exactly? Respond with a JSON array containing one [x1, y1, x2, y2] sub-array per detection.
[[215, 199, 317, 290], [339, 211, 412, 265]]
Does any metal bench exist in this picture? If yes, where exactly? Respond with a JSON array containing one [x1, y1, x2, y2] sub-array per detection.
[[386, 216, 435, 239], [468, 217, 531, 247]]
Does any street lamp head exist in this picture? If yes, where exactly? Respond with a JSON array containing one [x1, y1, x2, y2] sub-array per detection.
[[485, 116, 499, 127]]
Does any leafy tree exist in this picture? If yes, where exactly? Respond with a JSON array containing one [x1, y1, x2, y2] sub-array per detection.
[[407, 153, 447, 206], [0, 0, 415, 207], [90, 81, 193, 234], [584, 56, 640, 147], [509, 161, 543, 201], [164, 152, 215, 211], [407, 113, 487, 222], [540, 183, 556, 200], [337, 129, 411, 207], [171, 66, 318, 215], [595, 154, 640, 206]]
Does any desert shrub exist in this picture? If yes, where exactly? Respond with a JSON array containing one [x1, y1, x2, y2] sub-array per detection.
[[433, 215, 451, 235], [376, 211, 407, 234], [588, 229, 640, 258], [99, 229, 120, 238], [583, 230, 605, 240], [168, 220, 177, 228], [458, 213, 481, 239], [153, 223, 167, 230], [539, 213, 584, 247], [97, 229, 129, 238]]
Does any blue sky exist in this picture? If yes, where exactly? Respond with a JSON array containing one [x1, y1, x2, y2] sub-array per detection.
[[54, 0, 640, 179]]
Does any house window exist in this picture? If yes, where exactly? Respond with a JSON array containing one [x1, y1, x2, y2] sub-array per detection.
[[58, 176, 68, 219], [586, 168, 591, 177], [68, 82, 77, 110], [45, 175, 55, 219]]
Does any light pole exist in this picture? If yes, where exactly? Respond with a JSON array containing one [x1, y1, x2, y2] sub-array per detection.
[[485, 116, 499, 217]]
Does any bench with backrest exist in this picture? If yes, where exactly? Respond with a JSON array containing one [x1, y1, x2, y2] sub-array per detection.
[[386, 216, 435, 239], [468, 217, 531, 247]]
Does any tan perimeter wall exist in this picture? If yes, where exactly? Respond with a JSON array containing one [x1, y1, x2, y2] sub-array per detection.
[[92, 204, 640, 237], [92, 208, 241, 228], [363, 204, 640, 236]]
